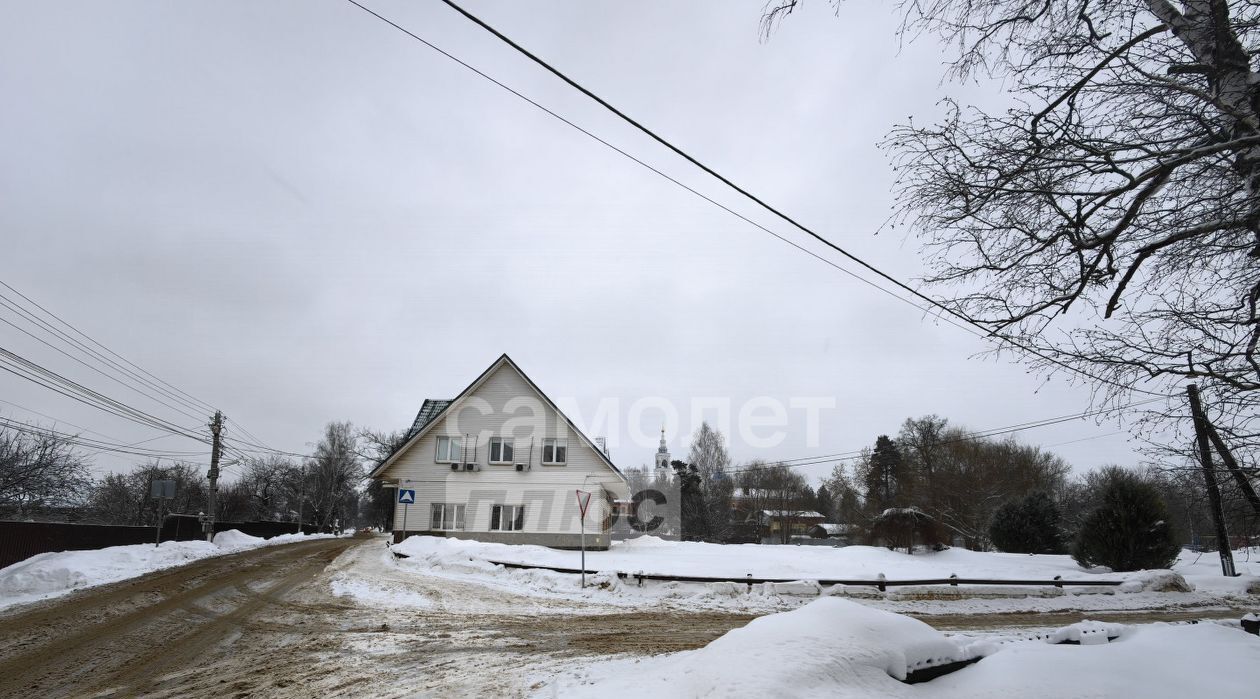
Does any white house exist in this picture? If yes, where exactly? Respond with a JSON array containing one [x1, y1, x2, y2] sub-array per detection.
[[369, 354, 629, 549]]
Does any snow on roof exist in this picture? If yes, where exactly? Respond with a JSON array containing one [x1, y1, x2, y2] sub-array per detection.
[[760, 510, 825, 518], [813, 523, 851, 535]]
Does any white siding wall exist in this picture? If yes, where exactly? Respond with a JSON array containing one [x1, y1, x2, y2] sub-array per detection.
[[384, 362, 624, 537]]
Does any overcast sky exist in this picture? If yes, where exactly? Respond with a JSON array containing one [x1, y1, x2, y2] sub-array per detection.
[[0, 0, 1143, 484]]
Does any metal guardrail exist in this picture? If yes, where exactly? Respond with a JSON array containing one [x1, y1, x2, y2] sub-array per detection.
[[482, 558, 1125, 591]]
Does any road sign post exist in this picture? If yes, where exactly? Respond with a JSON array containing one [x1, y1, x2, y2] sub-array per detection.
[[150, 479, 175, 547], [576, 489, 592, 588], [398, 487, 416, 542]]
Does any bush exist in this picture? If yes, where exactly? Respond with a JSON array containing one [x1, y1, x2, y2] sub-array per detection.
[[989, 492, 1065, 554], [1072, 470, 1180, 572], [869, 507, 948, 554]]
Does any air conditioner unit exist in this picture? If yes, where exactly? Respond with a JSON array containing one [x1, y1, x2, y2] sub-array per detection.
[[515, 463, 529, 472], [464, 463, 479, 472], [450, 463, 460, 472]]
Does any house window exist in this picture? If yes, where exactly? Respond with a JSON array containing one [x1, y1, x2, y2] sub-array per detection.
[[488, 437, 514, 464], [490, 504, 525, 531], [541, 438, 566, 465], [435, 436, 462, 463], [430, 503, 466, 531]]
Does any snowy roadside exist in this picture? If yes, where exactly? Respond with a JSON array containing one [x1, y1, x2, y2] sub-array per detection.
[[534, 598, 1260, 698], [0, 529, 344, 611], [357, 536, 1260, 616], [319, 538, 1260, 696]]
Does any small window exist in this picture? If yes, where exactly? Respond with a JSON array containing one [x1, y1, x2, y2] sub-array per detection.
[[542, 438, 567, 465], [431, 503, 466, 531], [488, 437, 514, 464], [490, 504, 525, 531], [436, 436, 462, 463]]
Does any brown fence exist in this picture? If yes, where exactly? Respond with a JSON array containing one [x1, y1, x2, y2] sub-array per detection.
[[0, 519, 322, 570], [0, 521, 154, 570]]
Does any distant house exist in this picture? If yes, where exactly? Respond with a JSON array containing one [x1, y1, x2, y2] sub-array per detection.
[[368, 354, 629, 550], [748, 509, 826, 542], [807, 523, 853, 539]]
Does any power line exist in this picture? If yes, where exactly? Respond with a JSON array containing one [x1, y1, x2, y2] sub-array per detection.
[[0, 396, 168, 447], [770, 397, 1164, 466], [350, 0, 1167, 399], [1043, 431, 1126, 448], [0, 345, 207, 442], [0, 307, 209, 425], [0, 280, 220, 416], [339, 0, 985, 340], [721, 396, 1165, 476], [0, 416, 208, 461], [0, 279, 299, 461]]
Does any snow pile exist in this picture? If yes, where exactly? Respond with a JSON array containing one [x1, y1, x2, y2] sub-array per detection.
[[1117, 570, 1193, 593], [1173, 547, 1260, 596], [0, 530, 337, 611], [396, 535, 1136, 583], [210, 529, 266, 548], [544, 598, 966, 698], [930, 623, 1260, 697], [543, 602, 1260, 698], [384, 536, 1258, 615], [1045, 620, 1124, 645]]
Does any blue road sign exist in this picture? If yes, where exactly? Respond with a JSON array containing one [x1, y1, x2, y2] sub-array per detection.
[[398, 489, 416, 505]]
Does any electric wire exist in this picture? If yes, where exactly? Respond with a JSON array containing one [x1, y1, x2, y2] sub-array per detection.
[[348, 0, 1168, 399]]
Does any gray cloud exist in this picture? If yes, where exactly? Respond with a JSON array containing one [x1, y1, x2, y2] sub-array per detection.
[[0, 0, 1138, 481]]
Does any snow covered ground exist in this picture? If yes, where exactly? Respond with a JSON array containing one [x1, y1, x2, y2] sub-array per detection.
[[538, 598, 1260, 698], [374, 536, 1260, 615], [0, 530, 339, 611]]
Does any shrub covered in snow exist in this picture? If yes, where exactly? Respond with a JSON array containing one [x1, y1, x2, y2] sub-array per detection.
[[1072, 471, 1179, 572], [870, 507, 948, 553], [989, 492, 1065, 554]]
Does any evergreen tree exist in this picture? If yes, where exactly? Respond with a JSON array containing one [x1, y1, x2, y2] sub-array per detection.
[[863, 435, 905, 514], [1072, 469, 1180, 572], [989, 491, 1065, 554], [671, 459, 704, 541], [815, 484, 835, 521]]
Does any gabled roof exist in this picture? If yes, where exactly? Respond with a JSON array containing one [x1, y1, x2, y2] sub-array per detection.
[[368, 354, 626, 482]]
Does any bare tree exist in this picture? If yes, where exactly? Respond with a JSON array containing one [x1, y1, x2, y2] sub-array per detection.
[[238, 455, 296, 521], [822, 462, 864, 527], [0, 425, 91, 519], [86, 461, 207, 526], [686, 422, 735, 542], [737, 461, 811, 543], [930, 431, 1072, 548], [764, 1, 1260, 456], [306, 422, 363, 531]]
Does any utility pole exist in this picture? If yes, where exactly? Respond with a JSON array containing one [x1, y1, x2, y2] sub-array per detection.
[[205, 411, 223, 543], [295, 463, 306, 535], [1186, 384, 1236, 576], [1203, 419, 1260, 517]]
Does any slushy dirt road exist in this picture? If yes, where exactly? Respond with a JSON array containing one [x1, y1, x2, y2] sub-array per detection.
[[0, 536, 754, 698], [0, 535, 1249, 698]]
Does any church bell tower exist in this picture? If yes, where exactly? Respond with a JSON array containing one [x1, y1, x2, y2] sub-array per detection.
[[654, 426, 670, 469]]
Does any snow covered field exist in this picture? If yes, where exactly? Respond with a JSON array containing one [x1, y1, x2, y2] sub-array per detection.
[[0, 530, 339, 611], [539, 598, 1260, 698], [374, 536, 1260, 615]]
